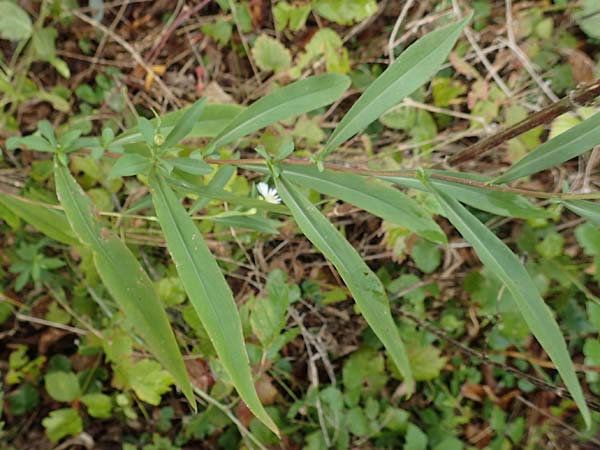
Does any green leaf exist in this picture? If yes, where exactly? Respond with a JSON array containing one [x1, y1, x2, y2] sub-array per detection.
[[6, 135, 54, 152], [45, 371, 80, 402], [250, 270, 297, 348], [122, 359, 174, 405], [189, 165, 235, 214], [495, 112, 600, 183], [171, 157, 213, 175], [422, 177, 591, 428], [0, 194, 78, 245], [170, 176, 287, 214], [320, 15, 470, 158], [113, 104, 243, 146], [576, 0, 600, 39], [209, 214, 281, 235], [42, 408, 83, 443], [312, 0, 377, 25], [274, 175, 414, 391], [108, 153, 152, 178], [252, 34, 292, 73], [404, 423, 428, 450], [575, 223, 600, 256], [80, 393, 112, 419], [410, 238, 441, 274], [380, 171, 550, 220], [208, 74, 350, 152], [273, 164, 446, 243], [8, 383, 39, 416], [138, 116, 156, 147], [0, 1, 32, 41], [53, 161, 196, 410], [149, 173, 279, 436], [562, 200, 600, 225], [161, 98, 207, 151]]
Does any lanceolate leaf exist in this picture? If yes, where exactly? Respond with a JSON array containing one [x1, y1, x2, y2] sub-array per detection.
[[274, 175, 414, 392], [380, 171, 550, 220], [169, 177, 288, 214], [148, 173, 279, 436], [161, 98, 206, 151], [207, 74, 351, 152], [53, 161, 196, 409], [0, 194, 78, 246], [562, 200, 600, 225], [108, 153, 152, 178], [422, 178, 591, 428], [319, 15, 470, 158], [277, 164, 446, 243], [495, 112, 600, 183], [113, 104, 244, 146]]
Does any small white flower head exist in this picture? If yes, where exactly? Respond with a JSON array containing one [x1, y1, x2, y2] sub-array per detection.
[[257, 181, 281, 204]]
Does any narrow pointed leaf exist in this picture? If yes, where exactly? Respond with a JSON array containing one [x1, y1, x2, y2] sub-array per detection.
[[422, 178, 591, 428], [495, 112, 600, 183], [53, 161, 196, 409], [149, 173, 279, 436], [380, 171, 550, 219], [113, 104, 244, 146], [169, 177, 288, 214], [171, 157, 213, 175], [190, 165, 236, 214], [108, 153, 152, 178], [320, 15, 470, 158], [277, 164, 446, 243], [0, 194, 78, 245], [562, 200, 600, 225], [208, 74, 351, 151], [274, 175, 414, 391], [161, 98, 206, 150]]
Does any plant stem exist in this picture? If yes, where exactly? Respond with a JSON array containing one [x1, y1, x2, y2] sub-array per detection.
[[444, 79, 600, 166], [204, 157, 600, 200]]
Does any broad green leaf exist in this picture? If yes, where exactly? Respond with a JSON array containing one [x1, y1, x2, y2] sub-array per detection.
[[576, 0, 600, 40], [0, 194, 78, 245], [275, 164, 446, 244], [171, 157, 213, 175], [495, 112, 600, 183], [6, 135, 54, 152], [380, 171, 550, 219], [161, 98, 206, 151], [113, 104, 243, 146], [208, 74, 351, 152], [320, 16, 470, 158], [45, 371, 80, 402], [562, 200, 600, 225], [80, 393, 112, 418], [312, 0, 377, 25], [0, 1, 32, 41], [108, 153, 152, 178], [422, 178, 591, 428], [252, 34, 292, 73], [42, 408, 83, 443], [274, 175, 414, 391], [149, 173, 279, 436], [53, 161, 195, 409]]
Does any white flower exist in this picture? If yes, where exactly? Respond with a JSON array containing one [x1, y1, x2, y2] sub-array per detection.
[[257, 181, 281, 204]]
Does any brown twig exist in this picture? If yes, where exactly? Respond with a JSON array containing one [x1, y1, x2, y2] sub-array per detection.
[[145, 0, 211, 64], [446, 79, 600, 166]]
